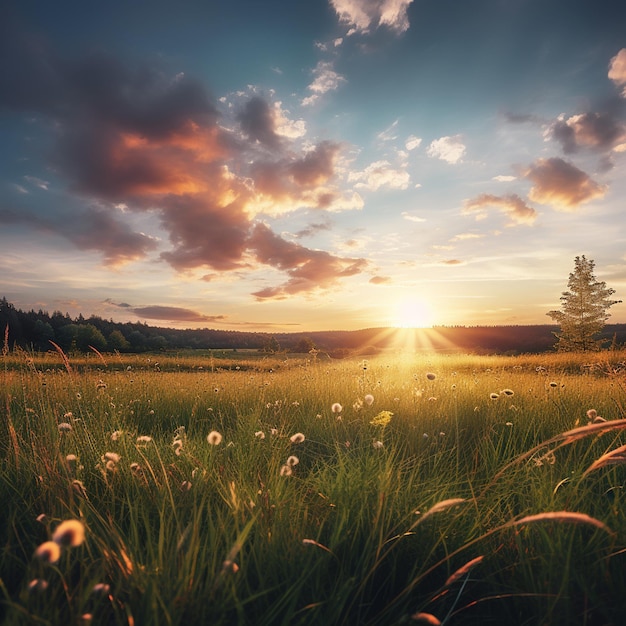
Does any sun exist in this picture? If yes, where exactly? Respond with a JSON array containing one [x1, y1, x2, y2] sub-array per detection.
[[392, 297, 435, 328]]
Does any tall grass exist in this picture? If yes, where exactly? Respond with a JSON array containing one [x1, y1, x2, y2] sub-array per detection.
[[1, 347, 626, 624]]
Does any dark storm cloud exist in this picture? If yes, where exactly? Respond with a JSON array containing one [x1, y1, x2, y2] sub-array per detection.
[[0, 19, 366, 294], [249, 223, 368, 299]]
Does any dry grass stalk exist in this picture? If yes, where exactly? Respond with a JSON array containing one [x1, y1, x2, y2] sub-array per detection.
[[509, 511, 614, 535], [445, 555, 485, 587], [411, 612, 441, 625], [583, 444, 626, 476], [49, 340, 73, 373]]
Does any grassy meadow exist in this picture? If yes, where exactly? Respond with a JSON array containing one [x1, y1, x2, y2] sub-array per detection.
[[2, 345, 626, 625]]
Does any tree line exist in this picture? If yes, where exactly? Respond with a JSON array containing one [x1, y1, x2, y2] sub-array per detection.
[[2, 296, 625, 355]]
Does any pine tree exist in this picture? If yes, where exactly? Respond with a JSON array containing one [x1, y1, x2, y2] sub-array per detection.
[[547, 256, 621, 351]]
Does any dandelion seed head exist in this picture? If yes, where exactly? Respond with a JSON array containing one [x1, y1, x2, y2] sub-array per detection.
[[280, 464, 293, 476], [103, 452, 120, 464], [364, 394, 374, 406], [587, 409, 598, 420], [52, 519, 85, 547], [270, 428, 278, 435], [331, 402, 343, 414], [34, 541, 61, 564], [290, 432, 305, 444], [136, 435, 153, 444], [254, 431, 265, 439], [372, 440, 384, 449], [57, 422, 73, 433], [111, 430, 123, 441], [286, 455, 299, 466], [207, 430, 223, 445]]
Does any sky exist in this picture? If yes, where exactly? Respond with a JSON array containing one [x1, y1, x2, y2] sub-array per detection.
[[1, 0, 626, 332]]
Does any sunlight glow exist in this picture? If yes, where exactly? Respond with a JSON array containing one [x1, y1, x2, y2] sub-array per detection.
[[391, 297, 435, 329]]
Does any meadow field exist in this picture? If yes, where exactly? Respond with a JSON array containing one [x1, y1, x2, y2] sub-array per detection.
[[2, 346, 626, 625]]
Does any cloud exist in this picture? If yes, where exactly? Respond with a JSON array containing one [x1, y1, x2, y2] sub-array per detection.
[[248, 223, 367, 299], [405, 135, 422, 150], [523, 157, 607, 210], [377, 119, 399, 142], [0, 204, 158, 266], [401, 211, 425, 223], [330, 0, 414, 35], [427, 135, 466, 164], [1, 28, 364, 296], [302, 61, 346, 106], [547, 112, 626, 154], [463, 193, 537, 226], [493, 175, 516, 182], [295, 221, 332, 238], [237, 96, 283, 150], [348, 160, 410, 190], [369, 275, 391, 284], [440, 259, 464, 265], [450, 233, 484, 242], [609, 48, 626, 97], [130, 306, 226, 323]]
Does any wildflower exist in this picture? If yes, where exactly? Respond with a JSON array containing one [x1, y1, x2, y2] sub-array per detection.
[[58, 422, 73, 433], [280, 465, 293, 476], [370, 410, 393, 427], [136, 435, 153, 444], [111, 430, 123, 441], [290, 432, 305, 444], [103, 452, 120, 464], [254, 431, 265, 440], [423, 433, 429, 439], [353, 399, 363, 411], [586, 409, 598, 420], [506, 422, 513, 427], [91, 583, 110, 596], [172, 440, 183, 455], [63, 412, 74, 420], [331, 403, 343, 414], [52, 519, 86, 547], [270, 428, 278, 436], [286, 455, 299, 466], [34, 541, 61, 564], [364, 394, 374, 406], [490, 393, 499, 400], [372, 440, 384, 449], [207, 431, 223, 445], [181, 481, 192, 491], [501, 389, 514, 396], [28, 579, 49, 593], [130, 462, 142, 474]]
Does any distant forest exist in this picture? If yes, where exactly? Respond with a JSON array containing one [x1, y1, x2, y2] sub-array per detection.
[[2, 297, 625, 356]]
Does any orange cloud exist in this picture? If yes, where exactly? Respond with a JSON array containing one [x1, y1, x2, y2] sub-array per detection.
[[523, 158, 606, 210], [463, 193, 537, 225]]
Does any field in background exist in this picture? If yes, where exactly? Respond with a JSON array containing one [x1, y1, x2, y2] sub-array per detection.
[[2, 348, 626, 625]]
